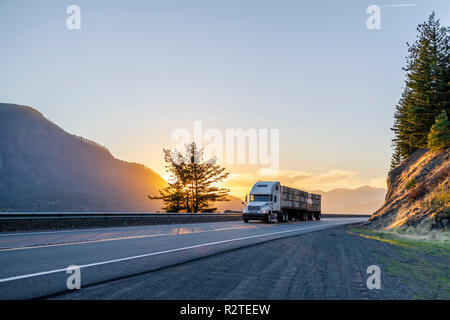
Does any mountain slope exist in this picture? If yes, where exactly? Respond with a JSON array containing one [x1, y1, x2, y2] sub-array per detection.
[[311, 186, 386, 214], [0, 103, 167, 212]]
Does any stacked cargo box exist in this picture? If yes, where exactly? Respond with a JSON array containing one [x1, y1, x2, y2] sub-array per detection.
[[311, 194, 321, 213], [281, 186, 309, 211]]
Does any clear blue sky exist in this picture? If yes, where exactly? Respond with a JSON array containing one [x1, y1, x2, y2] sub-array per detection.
[[1, 0, 449, 195]]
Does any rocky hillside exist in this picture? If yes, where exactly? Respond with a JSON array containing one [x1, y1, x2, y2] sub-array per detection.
[[368, 148, 449, 229]]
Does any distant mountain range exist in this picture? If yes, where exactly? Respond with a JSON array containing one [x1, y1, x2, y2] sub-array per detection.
[[311, 186, 386, 214], [0, 103, 385, 214]]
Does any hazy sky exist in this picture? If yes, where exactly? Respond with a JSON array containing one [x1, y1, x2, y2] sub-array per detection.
[[1, 0, 449, 198]]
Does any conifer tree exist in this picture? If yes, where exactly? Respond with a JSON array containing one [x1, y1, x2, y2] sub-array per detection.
[[390, 12, 449, 166], [428, 110, 450, 149], [390, 141, 403, 169], [149, 143, 230, 213]]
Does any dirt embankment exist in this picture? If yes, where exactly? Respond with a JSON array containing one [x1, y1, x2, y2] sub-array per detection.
[[369, 148, 449, 229]]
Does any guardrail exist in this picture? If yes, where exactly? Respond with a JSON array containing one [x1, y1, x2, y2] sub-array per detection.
[[321, 214, 370, 219], [0, 212, 370, 232], [0, 212, 243, 232]]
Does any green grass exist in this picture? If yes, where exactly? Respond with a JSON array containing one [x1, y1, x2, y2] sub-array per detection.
[[347, 226, 450, 299], [348, 226, 450, 254]]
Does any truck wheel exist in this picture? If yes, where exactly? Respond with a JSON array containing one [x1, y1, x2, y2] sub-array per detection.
[[265, 213, 271, 224], [277, 212, 284, 222], [243, 218, 249, 223], [314, 213, 320, 220]]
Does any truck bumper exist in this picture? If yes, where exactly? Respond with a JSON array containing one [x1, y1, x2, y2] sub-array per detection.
[[243, 213, 268, 221]]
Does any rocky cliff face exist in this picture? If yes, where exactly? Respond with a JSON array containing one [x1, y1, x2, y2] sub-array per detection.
[[368, 148, 449, 229]]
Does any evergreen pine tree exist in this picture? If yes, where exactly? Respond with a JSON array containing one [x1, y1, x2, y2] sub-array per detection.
[[149, 142, 230, 213], [390, 141, 403, 169], [427, 110, 450, 149], [390, 12, 449, 166]]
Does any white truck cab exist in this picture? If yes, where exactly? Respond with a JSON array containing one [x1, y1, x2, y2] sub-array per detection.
[[243, 181, 285, 223]]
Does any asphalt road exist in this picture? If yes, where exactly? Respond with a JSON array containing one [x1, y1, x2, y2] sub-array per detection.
[[0, 218, 365, 299], [55, 225, 418, 300]]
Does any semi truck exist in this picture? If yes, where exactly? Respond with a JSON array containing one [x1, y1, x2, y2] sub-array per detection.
[[242, 181, 321, 223]]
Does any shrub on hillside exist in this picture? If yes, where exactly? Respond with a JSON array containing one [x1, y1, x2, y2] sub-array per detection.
[[430, 166, 450, 186], [428, 111, 450, 150], [405, 178, 417, 190], [431, 183, 450, 227], [408, 182, 426, 201]]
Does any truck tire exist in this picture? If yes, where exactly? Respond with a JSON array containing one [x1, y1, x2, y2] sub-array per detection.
[[277, 212, 283, 223], [314, 213, 320, 220], [243, 218, 249, 223], [264, 213, 271, 224]]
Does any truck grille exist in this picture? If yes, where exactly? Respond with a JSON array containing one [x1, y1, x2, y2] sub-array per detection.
[[247, 206, 261, 212]]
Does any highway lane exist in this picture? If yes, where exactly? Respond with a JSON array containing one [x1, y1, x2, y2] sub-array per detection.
[[55, 224, 420, 300], [0, 218, 365, 299]]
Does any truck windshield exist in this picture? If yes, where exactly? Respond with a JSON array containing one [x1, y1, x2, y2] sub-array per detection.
[[250, 195, 272, 202]]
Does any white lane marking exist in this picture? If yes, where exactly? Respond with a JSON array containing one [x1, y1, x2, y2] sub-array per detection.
[[0, 225, 256, 252], [0, 217, 353, 237], [0, 220, 362, 283], [0, 221, 243, 237]]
